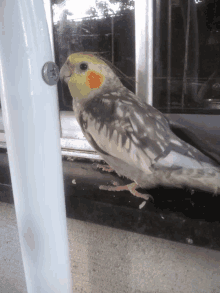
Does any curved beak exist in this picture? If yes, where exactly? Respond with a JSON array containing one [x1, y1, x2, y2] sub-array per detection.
[[60, 60, 74, 84]]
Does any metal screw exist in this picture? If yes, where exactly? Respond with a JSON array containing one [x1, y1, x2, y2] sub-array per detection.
[[42, 62, 59, 86]]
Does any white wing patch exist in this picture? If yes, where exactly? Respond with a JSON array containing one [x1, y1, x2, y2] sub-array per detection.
[[156, 131, 165, 141], [170, 139, 183, 147], [155, 151, 203, 169], [116, 106, 124, 117], [144, 148, 157, 160], [130, 119, 139, 132], [111, 92, 121, 96], [118, 133, 123, 148], [157, 141, 165, 152], [122, 100, 133, 105], [102, 124, 108, 136], [95, 121, 100, 131], [130, 133, 140, 144], [133, 112, 146, 125], [124, 138, 131, 150]]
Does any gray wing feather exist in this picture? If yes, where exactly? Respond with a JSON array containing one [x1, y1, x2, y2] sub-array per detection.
[[79, 94, 218, 174]]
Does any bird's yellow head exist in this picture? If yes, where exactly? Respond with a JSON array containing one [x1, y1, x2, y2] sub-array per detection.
[[60, 52, 122, 100]]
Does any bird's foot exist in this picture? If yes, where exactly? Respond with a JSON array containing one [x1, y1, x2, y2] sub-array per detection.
[[99, 181, 153, 201], [96, 164, 115, 173]]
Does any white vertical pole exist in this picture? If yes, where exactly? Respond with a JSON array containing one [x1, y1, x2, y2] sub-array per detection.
[[0, 0, 72, 292], [135, 0, 154, 105]]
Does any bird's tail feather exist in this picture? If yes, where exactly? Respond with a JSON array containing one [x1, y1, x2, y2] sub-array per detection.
[[157, 167, 220, 194]]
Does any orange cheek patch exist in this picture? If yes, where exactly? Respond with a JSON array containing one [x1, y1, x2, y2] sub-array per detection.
[[86, 71, 104, 89]]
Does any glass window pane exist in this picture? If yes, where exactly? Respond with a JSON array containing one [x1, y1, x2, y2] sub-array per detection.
[[153, 0, 220, 114]]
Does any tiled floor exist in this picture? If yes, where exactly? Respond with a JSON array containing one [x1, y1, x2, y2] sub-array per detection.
[[0, 201, 220, 293]]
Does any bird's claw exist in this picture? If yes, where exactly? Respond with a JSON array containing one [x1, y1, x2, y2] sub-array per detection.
[[96, 164, 115, 173], [99, 182, 153, 201]]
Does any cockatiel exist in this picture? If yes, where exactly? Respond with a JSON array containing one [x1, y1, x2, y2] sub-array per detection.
[[60, 52, 220, 201]]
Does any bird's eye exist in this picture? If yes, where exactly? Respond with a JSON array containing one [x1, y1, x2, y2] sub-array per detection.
[[80, 63, 88, 71]]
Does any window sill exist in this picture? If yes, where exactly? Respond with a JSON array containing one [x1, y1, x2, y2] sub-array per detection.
[[0, 110, 102, 160], [0, 150, 219, 251]]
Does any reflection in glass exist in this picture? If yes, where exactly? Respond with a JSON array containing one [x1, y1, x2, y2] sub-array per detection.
[[154, 0, 220, 113]]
